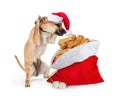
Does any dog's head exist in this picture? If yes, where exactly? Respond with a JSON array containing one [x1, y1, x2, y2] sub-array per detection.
[[33, 16, 67, 46], [35, 16, 67, 36]]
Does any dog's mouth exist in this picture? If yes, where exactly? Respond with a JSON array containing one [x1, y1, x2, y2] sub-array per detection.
[[54, 29, 66, 36]]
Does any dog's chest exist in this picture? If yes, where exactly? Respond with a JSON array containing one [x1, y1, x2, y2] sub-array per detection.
[[35, 44, 47, 57]]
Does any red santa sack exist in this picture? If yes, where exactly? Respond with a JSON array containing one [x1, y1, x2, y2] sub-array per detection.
[[47, 40, 104, 86]]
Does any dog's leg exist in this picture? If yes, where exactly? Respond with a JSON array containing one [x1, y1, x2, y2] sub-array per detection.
[[36, 59, 50, 78], [33, 58, 41, 76], [25, 66, 32, 87], [44, 69, 50, 78], [25, 74, 30, 87], [41, 61, 50, 78]]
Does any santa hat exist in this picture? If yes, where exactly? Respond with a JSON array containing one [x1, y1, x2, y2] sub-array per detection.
[[48, 12, 72, 36]]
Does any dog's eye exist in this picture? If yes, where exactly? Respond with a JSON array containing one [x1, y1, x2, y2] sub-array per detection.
[[39, 28, 43, 31], [55, 23, 61, 27]]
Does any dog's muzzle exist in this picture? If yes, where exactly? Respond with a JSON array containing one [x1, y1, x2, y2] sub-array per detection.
[[54, 29, 66, 36]]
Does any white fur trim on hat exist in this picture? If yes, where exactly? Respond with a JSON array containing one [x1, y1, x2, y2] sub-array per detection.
[[48, 14, 63, 23], [51, 40, 100, 69], [64, 30, 72, 36]]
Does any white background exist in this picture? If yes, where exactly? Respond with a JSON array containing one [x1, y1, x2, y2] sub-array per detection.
[[0, 0, 120, 96]]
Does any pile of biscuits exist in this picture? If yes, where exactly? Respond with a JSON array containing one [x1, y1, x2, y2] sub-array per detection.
[[55, 34, 90, 60]]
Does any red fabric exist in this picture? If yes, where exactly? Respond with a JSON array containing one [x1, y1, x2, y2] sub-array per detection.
[[47, 55, 104, 86], [52, 12, 70, 30]]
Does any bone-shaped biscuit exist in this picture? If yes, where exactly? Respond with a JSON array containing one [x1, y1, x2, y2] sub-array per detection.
[[58, 34, 76, 49], [55, 34, 90, 60]]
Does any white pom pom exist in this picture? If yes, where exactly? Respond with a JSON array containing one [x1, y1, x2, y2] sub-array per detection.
[[52, 81, 67, 89], [58, 82, 67, 89], [65, 30, 72, 36], [52, 81, 59, 88]]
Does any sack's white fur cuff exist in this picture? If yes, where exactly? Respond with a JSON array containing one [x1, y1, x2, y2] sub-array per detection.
[[51, 40, 100, 69]]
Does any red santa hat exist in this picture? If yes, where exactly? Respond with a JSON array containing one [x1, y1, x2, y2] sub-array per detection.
[[48, 12, 72, 36]]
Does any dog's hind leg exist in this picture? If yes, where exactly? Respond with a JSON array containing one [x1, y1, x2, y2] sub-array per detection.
[[43, 69, 51, 78], [36, 59, 50, 78], [41, 61, 50, 78], [33, 58, 41, 76]]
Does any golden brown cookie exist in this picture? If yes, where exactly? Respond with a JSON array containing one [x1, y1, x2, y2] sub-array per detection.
[[55, 34, 90, 60], [58, 34, 76, 44]]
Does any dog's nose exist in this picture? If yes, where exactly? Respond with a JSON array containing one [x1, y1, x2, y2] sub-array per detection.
[[54, 29, 66, 36]]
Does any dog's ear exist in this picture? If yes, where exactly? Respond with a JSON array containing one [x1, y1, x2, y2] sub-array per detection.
[[33, 30, 41, 46], [47, 34, 57, 44], [38, 15, 41, 20], [40, 16, 48, 23], [35, 16, 47, 24], [35, 16, 41, 24], [33, 19, 41, 46]]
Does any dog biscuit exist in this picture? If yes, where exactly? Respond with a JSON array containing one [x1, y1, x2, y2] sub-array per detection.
[[55, 34, 90, 60], [80, 38, 89, 44], [55, 48, 70, 59], [56, 48, 70, 56], [58, 34, 76, 44], [67, 35, 84, 48], [59, 42, 67, 49]]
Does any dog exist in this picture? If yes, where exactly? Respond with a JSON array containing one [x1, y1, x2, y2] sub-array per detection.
[[15, 16, 66, 87]]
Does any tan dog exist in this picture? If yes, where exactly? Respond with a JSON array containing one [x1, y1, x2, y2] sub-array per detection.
[[15, 16, 67, 87]]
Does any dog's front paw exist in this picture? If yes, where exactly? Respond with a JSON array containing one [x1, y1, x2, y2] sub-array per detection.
[[25, 80, 30, 87]]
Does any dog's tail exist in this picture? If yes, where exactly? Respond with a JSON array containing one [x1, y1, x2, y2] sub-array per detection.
[[15, 55, 25, 72]]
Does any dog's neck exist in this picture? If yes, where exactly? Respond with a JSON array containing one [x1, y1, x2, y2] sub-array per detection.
[[40, 32, 49, 45]]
